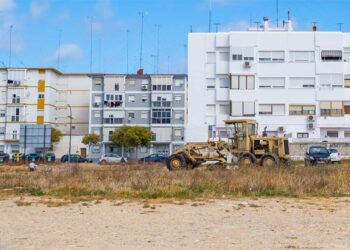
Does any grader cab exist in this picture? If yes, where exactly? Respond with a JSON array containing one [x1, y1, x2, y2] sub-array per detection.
[[166, 119, 290, 170]]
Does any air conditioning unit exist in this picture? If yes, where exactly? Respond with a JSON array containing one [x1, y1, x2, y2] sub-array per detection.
[[244, 61, 252, 68], [307, 123, 315, 130], [141, 85, 148, 91], [307, 115, 315, 122], [277, 126, 285, 133]]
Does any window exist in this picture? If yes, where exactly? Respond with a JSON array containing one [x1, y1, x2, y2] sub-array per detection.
[[174, 112, 183, 120], [93, 96, 101, 107], [206, 104, 215, 116], [128, 95, 135, 102], [174, 79, 184, 87], [231, 75, 254, 89], [152, 109, 171, 124], [232, 47, 254, 61], [344, 131, 350, 138], [321, 50, 342, 61], [38, 94, 44, 99], [231, 102, 255, 116], [128, 112, 135, 119], [219, 77, 229, 88], [0, 110, 5, 117], [152, 96, 171, 107], [141, 112, 148, 119], [128, 78, 136, 85], [207, 52, 216, 63], [289, 77, 315, 88], [95, 78, 102, 85], [152, 84, 171, 91], [219, 52, 229, 61], [259, 104, 285, 115], [0, 127, 4, 135], [289, 105, 316, 115], [115, 83, 119, 91], [259, 78, 285, 88], [320, 101, 342, 116], [219, 104, 230, 115], [344, 102, 350, 114], [206, 78, 216, 89], [326, 131, 338, 138], [297, 133, 309, 138], [94, 111, 100, 118], [344, 75, 350, 88], [289, 51, 315, 62], [174, 129, 182, 137], [319, 74, 343, 88], [141, 95, 148, 102], [259, 51, 285, 62], [174, 95, 182, 102]]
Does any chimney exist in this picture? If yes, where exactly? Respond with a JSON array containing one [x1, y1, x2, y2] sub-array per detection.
[[312, 24, 317, 32], [263, 16, 269, 31]]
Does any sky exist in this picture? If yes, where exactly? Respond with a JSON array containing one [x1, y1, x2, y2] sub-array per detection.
[[0, 0, 349, 74]]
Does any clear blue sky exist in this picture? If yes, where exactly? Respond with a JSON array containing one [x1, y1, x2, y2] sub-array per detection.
[[0, 0, 349, 74]]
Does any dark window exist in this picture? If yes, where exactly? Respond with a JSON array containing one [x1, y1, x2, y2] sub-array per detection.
[[232, 54, 243, 61], [321, 50, 342, 61], [297, 133, 309, 138]]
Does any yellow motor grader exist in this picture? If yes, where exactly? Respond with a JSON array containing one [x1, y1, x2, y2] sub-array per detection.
[[166, 119, 290, 170]]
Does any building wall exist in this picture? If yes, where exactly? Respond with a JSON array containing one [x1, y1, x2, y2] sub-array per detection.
[[187, 24, 350, 143]]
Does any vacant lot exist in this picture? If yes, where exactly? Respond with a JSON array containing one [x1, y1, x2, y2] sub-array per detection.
[[1, 163, 350, 200]]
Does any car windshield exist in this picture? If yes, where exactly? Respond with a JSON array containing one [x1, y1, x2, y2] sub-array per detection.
[[310, 147, 329, 154]]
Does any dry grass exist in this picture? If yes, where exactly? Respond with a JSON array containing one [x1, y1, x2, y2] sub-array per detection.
[[1, 162, 350, 200]]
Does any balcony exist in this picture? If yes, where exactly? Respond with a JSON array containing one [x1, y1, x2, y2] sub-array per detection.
[[103, 118, 124, 124], [316, 115, 350, 128], [4, 133, 19, 141], [104, 100, 123, 108]]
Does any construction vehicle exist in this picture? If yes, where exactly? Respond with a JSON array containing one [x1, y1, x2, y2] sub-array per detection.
[[166, 119, 290, 170]]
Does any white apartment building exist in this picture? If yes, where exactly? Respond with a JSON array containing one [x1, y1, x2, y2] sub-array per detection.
[[186, 17, 350, 143], [0, 68, 91, 157]]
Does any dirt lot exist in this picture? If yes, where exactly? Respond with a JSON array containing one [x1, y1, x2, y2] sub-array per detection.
[[0, 197, 350, 249]]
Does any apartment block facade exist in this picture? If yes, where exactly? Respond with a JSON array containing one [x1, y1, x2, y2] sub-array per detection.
[[186, 19, 350, 143], [0, 68, 90, 157], [89, 74, 187, 159]]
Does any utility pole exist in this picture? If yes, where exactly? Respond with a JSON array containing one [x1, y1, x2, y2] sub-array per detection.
[[9, 25, 13, 68], [57, 29, 62, 70], [87, 16, 94, 73], [138, 11, 144, 69], [126, 29, 130, 73], [67, 104, 72, 163], [155, 24, 160, 74]]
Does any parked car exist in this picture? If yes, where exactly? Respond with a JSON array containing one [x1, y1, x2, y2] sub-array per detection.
[[45, 152, 56, 162], [139, 154, 167, 162], [0, 152, 10, 163], [99, 153, 127, 164], [24, 153, 43, 162], [304, 146, 331, 166], [61, 154, 92, 163], [328, 148, 342, 163]]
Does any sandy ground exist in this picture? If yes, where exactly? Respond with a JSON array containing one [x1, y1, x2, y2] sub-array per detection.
[[0, 197, 350, 250]]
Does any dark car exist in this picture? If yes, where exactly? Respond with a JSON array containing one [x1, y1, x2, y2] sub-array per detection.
[[305, 146, 331, 166], [45, 152, 56, 162], [61, 154, 92, 163], [24, 153, 43, 162], [0, 152, 10, 163], [139, 154, 167, 162]]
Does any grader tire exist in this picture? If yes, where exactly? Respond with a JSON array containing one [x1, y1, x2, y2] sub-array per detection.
[[238, 153, 256, 167], [166, 154, 187, 171], [260, 154, 280, 168]]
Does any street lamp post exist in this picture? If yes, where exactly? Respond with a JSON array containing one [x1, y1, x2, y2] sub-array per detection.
[[67, 104, 72, 163]]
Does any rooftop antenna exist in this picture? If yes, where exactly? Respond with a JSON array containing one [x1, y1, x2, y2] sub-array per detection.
[[151, 54, 157, 74], [126, 29, 130, 74], [154, 24, 160, 74], [312, 21, 318, 32], [87, 16, 95, 73], [190, 25, 193, 33], [9, 25, 13, 68], [336, 23, 344, 31], [276, 0, 279, 27], [138, 11, 145, 70], [214, 22, 220, 32], [98, 38, 102, 72], [57, 29, 62, 70], [208, 0, 212, 32], [255, 21, 260, 31]]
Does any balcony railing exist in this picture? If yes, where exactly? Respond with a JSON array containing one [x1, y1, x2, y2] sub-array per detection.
[[104, 118, 124, 124]]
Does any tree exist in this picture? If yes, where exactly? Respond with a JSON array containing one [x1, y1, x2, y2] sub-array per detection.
[[82, 133, 101, 157], [51, 128, 63, 144], [111, 126, 152, 159]]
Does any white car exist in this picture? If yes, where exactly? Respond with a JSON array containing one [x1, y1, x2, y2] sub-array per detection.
[[328, 148, 341, 163], [99, 153, 127, 164]]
